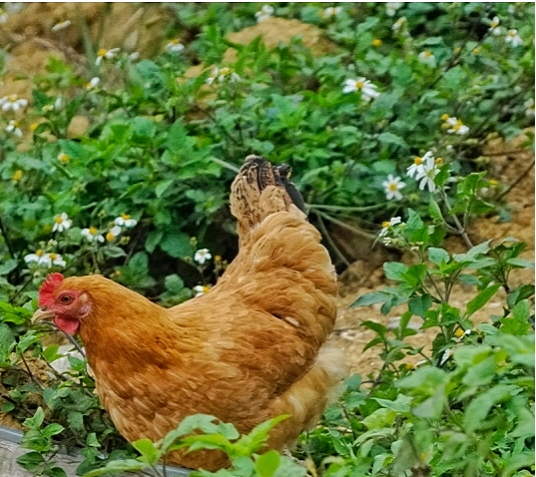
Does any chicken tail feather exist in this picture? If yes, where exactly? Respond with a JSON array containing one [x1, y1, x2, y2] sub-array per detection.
[[230, 155, 306, 240]]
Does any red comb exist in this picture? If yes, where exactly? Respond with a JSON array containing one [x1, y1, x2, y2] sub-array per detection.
[[38, 273, 64, 307]]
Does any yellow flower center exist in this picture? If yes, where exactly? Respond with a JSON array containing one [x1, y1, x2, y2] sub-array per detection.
[[36, 249, 44, 257], [30, 123, 40, 132], [423, 50, 432, 57], [454, 328, 465, 338], [372, 39, 382, 47], [414, 156, 423, 165], [355, 80, 364, 89], [219, 67, 231, 76], [121, 213, 131, 220], [202, 285, 210, 293], [58, 152, 70, 163], [441, 113, 450, 121], [106, 231, 115, 242], [54, 215, 64, 224], [97, 48, 107, 57], [472, 47, 480, 54], [12, 170, 23, 182], [435, 157, 443, 165], [214, 255, 222, 262], [382, 221, 391, 228], [389, 183, 398, 191], [8, 94, 18, 102], [49, 253, 57, 261], [89, 226, 99, 235]]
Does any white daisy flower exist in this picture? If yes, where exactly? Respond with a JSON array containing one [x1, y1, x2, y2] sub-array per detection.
[[128, 52, 140, 61], [57, 152, 70, 164], [382, 175, 406, 201], [166, 39, 184, 53], [52, 212, 72, 232], [323, 6, 342, 18], [505, 29, 523, 47], [45, 252, 66, 268], [418, 50, 436, 67], [106, 225, 122, 242], [85, 77, 101, 91], [255, 4, 274, 22], [51, 20, 71, 32], [406, 151, 433, 179], [114, 213, 137, 228], [413, 153, 442, 193], [392, 16, 407, 33], [0, 94, 28, 113], [194, 248, 212, 265], [378, 216, 402, 238], [386, 2, 403, 17], [445, 116, 469, 135], [488, 16, 502, 36], [193, 284, 211, 297], [95, 47, 120, 66], [5, 120, 23, 138], [342, 77, 380, 101], [206, 67, 241, 85], [24, 249, 48, 266], [81, 226, 105, 243]]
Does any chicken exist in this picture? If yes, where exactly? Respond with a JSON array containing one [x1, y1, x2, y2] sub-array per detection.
[[32, 155, 346, 471]]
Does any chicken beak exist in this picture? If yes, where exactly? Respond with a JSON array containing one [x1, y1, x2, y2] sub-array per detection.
[[31, 308, 55, 324]]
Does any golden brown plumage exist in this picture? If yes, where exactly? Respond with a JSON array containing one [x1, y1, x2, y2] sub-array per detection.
[[33, 155, 346, 470]]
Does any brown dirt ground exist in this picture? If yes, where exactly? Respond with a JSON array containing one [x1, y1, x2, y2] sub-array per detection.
[[0, 3, 534, 428]]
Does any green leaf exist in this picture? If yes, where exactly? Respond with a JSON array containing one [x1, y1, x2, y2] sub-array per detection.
[[42, 423, 64, 439], [383, 262, 408, 281], [428, 198, 444, 222], [160, 231, 192, 259], [463, 384, 519, 433], [453, 240, 491, 262], [23, 407, 45, 429], [372, 395, 412, 413], [133, 438, 161, 465], [408, 294, 432, 318], [377, 132, 408, 149], [351, 291, 390, 307], [155, 179, 174, 198], [82, 459, 148, 477], [465, 283, 501, 317], [165, 274, 185, 293], [428, 247, 449, 265], [16, 451, 44, 471], [131, 116, 156, 140], [145, 230, 163, 253], [362, 408, 397, 429], [506, 257, 535, 268], [255, 450, 281, 477], [235, 415, 289, 454], [0, 322, 15, 363], [0, 302, 31, 324]]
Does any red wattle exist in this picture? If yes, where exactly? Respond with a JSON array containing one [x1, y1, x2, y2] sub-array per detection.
[[55, 316, 80, 335]]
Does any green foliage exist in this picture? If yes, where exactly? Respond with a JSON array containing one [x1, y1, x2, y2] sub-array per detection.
[[82, 414, 305, 477]]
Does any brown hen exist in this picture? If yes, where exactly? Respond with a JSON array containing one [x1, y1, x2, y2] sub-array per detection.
[[32, 155, 346, 470]]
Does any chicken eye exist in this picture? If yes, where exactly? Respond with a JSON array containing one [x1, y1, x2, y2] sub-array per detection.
[[60, 294, 73, 304]]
